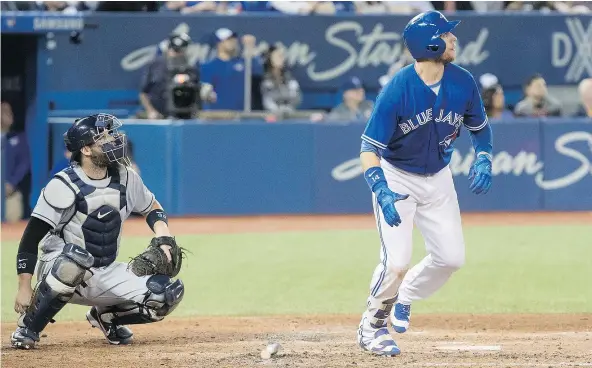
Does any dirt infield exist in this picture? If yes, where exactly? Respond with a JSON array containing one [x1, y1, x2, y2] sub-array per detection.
[[2, 212, 591, 367], [2, 314, 592, 367]]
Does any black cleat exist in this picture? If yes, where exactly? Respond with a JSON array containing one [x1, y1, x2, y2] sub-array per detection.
[[86, 307, 133, 345], [11, 326, 40, 350]]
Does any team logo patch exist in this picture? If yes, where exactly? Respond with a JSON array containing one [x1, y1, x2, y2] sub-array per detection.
[[439, 126, 460, 154]]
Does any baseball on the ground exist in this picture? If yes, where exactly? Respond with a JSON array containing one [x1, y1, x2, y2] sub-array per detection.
[[260, 343, 281, 359]]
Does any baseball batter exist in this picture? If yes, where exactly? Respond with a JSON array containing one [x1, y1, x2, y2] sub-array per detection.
[[357, 11, 493, 356], [11, 114, 185, 350]]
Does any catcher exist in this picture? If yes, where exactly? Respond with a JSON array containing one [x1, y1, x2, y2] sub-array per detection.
[[11, 113, 184, 349]]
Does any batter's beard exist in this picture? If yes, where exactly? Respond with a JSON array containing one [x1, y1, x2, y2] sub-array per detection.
[[437, 53, 455, 64]]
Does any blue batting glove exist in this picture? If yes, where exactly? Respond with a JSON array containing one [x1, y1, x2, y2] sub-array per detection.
[[364, 167, 409, 227], [375, 182, 409, 227], [468, 153, 493, 195]]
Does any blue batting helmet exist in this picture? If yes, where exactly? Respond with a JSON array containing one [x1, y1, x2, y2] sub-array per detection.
[[403, 10, 460, 60]]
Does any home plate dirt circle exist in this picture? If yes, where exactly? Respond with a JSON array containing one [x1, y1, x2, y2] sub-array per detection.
[[3, 314, 592, 368], [435, 344, 502, 351]]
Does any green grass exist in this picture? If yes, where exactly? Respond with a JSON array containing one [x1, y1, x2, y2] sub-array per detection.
[[2, 225, 591, 322]]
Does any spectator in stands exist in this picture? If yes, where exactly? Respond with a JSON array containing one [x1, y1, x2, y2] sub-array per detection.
[[260, 44, 302, 116], [327, 77, 374, 121], [505, 1, 538, 11], [96, 1, 158, 11], [31, 1, 80, 13], [471, 1, 506, 12], [514, 74, 562, 117], [269, 1, 336, 14], [333, 1, 355, 12], [576, 78, 592, 118], [506, 1, 591, 12], [479, 73, 513, 120], [164, 1, 219, 13], [241, 1, 272, 11], [164, 1, 259, 13], [355, 1, 433, 14], [431, 1, 474, 12], [1, 101, 31, 222], [215, 1, 246, 14], [2, 1, 39, 11], [200, 28, 263, 111], [553, 1, 592, 13]]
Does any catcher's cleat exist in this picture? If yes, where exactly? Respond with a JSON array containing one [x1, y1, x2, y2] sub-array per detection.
[[11, 326, 40, 350], [86, 307, 133, 345]]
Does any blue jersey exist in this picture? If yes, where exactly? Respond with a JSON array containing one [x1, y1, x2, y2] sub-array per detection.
[[362, 63, 488, 175], [200, 57, 263, 110]]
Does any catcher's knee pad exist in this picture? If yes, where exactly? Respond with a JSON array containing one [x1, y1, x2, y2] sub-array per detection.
[[23, 244, 94, 333], [145, 275, 185, 318], [112, 275, 185, 325]]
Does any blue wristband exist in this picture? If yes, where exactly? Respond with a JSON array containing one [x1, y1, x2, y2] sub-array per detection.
[[364, 167, 387, 192]]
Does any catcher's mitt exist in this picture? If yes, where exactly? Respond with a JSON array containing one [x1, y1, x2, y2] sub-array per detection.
[[128, 236, 184, 277]]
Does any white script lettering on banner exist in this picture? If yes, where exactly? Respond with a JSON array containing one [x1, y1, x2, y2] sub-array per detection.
[[331, 132, 592, 190], [534, 131, 592, 190], [552, 18, 592, 82], [120, 22, 490, 82]]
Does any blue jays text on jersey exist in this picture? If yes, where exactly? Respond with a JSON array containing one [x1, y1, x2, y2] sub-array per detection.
[[362, 63, 488, 175], [399, 108, 465, 134]]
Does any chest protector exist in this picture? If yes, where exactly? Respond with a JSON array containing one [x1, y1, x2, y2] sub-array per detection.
[[53, 166, 128, 268]]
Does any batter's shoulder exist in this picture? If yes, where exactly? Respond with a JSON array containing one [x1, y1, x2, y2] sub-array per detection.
[[383, 64, 414, 91], [392, 64, 415, 81]]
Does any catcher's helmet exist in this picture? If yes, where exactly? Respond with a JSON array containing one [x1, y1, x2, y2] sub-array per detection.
[[64, 113, 129, 165], [403, 10, 460, 60]]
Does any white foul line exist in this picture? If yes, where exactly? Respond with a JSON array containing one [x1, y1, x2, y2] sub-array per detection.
[[409, 364, 592, 367]]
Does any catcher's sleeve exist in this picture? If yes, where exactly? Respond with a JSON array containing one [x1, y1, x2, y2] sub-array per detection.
[[16, 217, 52, 275], [127, 167, 155, 215]]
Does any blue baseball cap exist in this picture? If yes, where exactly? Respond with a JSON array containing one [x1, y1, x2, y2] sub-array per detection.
[[342, 77, 364, 91], [213, 28, 238, 44]]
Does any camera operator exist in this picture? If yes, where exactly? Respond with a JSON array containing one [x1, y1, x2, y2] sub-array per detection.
[[139, 33, 216, 119]]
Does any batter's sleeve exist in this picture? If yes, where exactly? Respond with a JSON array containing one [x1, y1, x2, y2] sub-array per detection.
[[30, 178, 73, 228], [361, 79, 401, 150], [127, 168, 155, 215], [463, 75, 489, 132]]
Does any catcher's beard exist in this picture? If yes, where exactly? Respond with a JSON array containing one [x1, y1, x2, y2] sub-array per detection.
[[90, 151, 118, 169]]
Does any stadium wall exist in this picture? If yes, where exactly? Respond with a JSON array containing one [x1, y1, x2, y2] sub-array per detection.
[[49, 118, 592, 215]]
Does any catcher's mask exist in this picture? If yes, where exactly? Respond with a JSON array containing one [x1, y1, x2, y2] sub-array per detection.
[[64, 113, 130, 166]]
